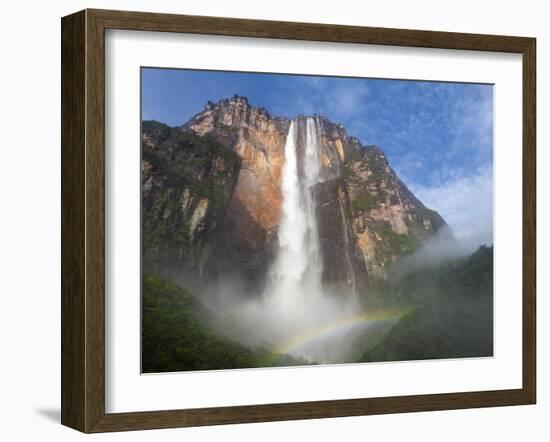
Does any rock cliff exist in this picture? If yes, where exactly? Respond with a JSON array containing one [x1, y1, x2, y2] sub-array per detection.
[[142, 96, 449, 297], [141, 121, 241, 285]]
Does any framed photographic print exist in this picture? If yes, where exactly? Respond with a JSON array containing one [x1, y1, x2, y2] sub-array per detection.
[[61, 9, 536, 433]]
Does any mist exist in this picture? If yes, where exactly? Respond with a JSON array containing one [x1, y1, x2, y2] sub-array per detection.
[[410, 165, 494, 254], [389, 227, 469, 279], [205, 278, 366, 364]]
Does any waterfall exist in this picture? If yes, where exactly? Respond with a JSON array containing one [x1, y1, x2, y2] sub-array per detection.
[[338, 197, 357, 292], [266, 118, 323, 311], [250, 116, 363, 364]]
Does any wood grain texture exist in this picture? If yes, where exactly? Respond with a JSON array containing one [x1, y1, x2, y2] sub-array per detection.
[[61, 8, 537, 433], [90, 389, 532, 433], [61, 10, 86, 432], [84, 9, 107, 433], [522, 38, 537, 403], [89, 8, 533, 52]]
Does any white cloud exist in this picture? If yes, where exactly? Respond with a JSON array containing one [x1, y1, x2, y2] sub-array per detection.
[[410, 165, 493, 252], [391, 84, 494, 253], [448, 86, 494, 160], [273, 77, 369, 122], [323, 81, 369, 120]]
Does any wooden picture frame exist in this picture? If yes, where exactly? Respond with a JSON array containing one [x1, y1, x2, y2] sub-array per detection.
[[61, 8, 536, 433]]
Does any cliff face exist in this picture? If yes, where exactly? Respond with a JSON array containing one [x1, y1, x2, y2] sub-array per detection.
[[142, 96, 449, 296], [183, 97, 290, 292], [141, 121, 241, 285], [340, 141, 448, 280], [307, 116, 447, 292]]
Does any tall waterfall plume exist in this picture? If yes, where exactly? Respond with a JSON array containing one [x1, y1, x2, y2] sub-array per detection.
[[252, 117, 363, 363], [216, 116, 366, 364], [266, 118, 323, 311]]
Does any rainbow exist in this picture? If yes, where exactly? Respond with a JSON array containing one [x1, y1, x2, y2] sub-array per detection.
[[271, 307, 413, 361]]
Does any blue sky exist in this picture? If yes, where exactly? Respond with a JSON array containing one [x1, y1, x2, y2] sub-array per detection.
[[142, 68, 493, 249]]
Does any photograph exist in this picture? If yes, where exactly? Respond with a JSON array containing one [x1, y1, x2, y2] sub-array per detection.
[[140, 68, 494, 373], [0, 0, 542, 438]]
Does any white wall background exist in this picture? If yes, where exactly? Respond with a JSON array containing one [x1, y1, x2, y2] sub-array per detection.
[[0, 0, 546, 440]]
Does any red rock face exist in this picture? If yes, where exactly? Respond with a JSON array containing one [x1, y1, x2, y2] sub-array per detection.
[[187, 97, 286, 228], [184, 97, 289, 292]]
